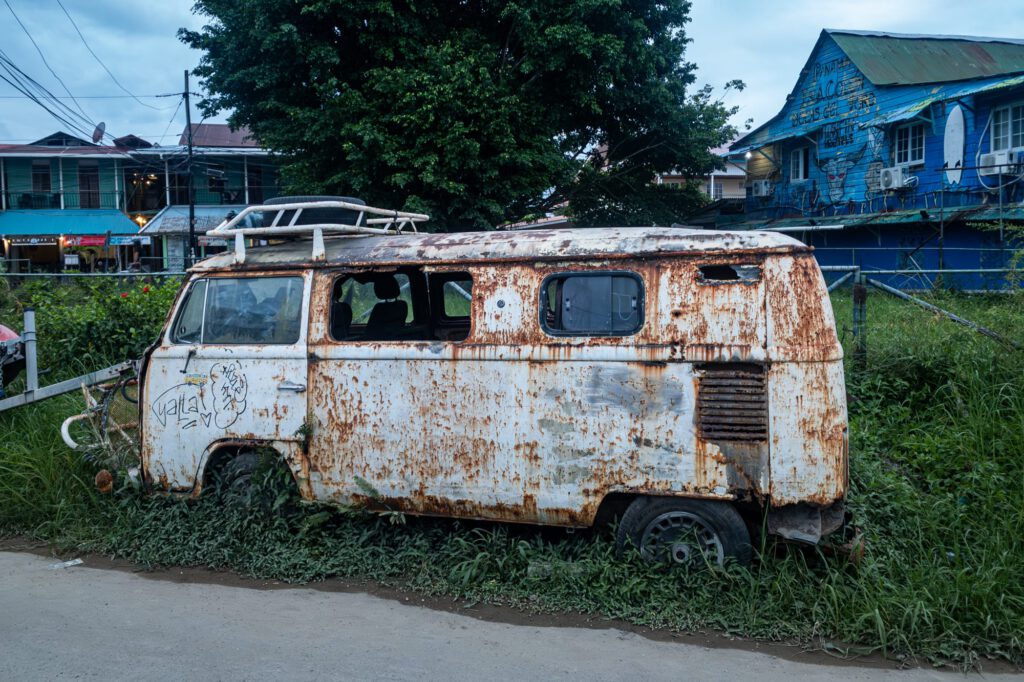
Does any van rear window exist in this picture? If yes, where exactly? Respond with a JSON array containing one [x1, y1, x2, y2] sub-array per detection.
[[540, 272, 643, 336], [172, 276, 304, 345]]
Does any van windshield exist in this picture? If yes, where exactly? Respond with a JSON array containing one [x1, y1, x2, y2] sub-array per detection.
[[172, 276, 304, 345]]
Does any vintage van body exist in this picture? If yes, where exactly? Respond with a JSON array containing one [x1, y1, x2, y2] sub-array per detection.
[[138, 200, 848, 565]]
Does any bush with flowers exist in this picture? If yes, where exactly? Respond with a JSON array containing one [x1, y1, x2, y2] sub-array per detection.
[[3, 277, 180, 380]]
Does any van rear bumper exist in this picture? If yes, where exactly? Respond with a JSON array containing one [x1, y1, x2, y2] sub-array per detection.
[[766, 500, 845, 544]]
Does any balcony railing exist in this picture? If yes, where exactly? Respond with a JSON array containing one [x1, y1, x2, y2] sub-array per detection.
[[3, 187, 282, 211], [2, 191, 122, 210]]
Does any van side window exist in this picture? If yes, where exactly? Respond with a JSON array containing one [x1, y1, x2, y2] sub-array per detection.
[[428, 272, 472, 342], [171, 276, 303, 345], [331, 270, 434, 341], [540, 272, 643, 336]]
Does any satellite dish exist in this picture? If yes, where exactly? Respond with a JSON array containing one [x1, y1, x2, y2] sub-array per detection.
[[91, 122, 106, 143]]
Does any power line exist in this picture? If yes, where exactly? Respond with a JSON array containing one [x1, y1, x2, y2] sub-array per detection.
[[0, 95, 173, 102], [3, 0, 92, 124], [0, 50, 97, 140], [157, 98, 184, 146], [54, 0, 163, 111]]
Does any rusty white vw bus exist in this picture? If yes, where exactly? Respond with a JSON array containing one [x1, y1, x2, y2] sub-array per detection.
[[137, 198, 847, 566]]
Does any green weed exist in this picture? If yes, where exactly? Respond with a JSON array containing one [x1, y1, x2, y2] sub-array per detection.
[[1, 283, 1023, 668]]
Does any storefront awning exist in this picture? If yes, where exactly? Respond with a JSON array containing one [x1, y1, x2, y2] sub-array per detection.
[[140, 204, 257, 235], [0, 209, 139, 237]]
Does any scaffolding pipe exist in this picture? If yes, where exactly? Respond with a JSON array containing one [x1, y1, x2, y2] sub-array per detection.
[[866, 278, 1022, 350], [826, 270, 856, 293]]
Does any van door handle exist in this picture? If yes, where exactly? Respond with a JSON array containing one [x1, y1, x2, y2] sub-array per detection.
[[277, 380, 306, 393]]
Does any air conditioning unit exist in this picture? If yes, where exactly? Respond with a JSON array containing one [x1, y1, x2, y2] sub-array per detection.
[[751, 179, 773, 197], [980, 151, 1017, 176], [879, 165, 910, 191]]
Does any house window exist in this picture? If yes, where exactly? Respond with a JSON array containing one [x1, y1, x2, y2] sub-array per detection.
[[32, 161, 51, 193], [540, 272, 643, 336], [207, 163, 226, 194], [78, 161, 100, 209], [991, 103, 1024, 152], [895, 123, 925, 166], [790, 147, 809, 181]]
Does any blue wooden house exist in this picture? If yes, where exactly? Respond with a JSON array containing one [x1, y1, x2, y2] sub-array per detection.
[[725, 30, 1024, 289]]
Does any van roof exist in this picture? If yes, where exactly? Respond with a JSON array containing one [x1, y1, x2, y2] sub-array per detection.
[[194, 226, 809, 271]]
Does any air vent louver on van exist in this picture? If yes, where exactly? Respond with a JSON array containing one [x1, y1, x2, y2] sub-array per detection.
[[696, 364, 768, 442]]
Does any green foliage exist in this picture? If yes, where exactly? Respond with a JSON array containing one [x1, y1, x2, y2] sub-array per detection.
[[4, 278, 179, 378], [179, 0, 737, 229], [569, 166, 710, 227], [3, 284, 1024, 667]]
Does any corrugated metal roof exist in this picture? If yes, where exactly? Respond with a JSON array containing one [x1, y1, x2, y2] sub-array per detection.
[[730, 204, 1024, 231], [179, 124, 257, 148], [0, 209, 139, 236], [829, 30, 1024, 86], [0, 144, 129, 158], [863, 74, 1024, 127], [140, 204, 256, 235]]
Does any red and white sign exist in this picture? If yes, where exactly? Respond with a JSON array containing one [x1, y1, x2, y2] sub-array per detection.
[[64, 235, 107, 247]]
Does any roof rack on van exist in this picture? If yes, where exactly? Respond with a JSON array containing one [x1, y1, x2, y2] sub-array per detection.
[[206, 199, 430, 265]]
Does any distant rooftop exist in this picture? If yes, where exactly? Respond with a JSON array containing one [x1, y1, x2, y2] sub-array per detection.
[[180, 124, 258, 148], [826, 28, 1024, 86]]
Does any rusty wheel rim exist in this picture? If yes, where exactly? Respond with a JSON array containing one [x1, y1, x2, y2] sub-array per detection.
[[640, 511, 725, 566]]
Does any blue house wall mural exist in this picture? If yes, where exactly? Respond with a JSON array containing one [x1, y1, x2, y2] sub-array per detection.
[[725, 29, 1024, 289]]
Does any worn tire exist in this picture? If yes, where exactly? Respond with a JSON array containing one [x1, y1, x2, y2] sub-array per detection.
[[261, 195, 366, 227], [616, 497, 752, 567], [215, 451, 261, 498]]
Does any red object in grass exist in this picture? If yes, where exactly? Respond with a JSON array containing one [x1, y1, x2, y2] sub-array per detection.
[[143, 286, 150, 293], [120, 292, 128, 298]]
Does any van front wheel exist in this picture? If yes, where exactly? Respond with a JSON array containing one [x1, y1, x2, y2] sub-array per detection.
[[616, 497, 752, 567]]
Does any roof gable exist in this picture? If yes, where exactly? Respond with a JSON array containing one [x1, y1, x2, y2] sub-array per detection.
[[732, 32, 875, 152], [828, 29, 1024, 86], [28, 131, 96, 148]]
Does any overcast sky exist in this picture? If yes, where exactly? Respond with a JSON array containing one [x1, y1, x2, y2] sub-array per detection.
[[2, 0, 1024, 147]]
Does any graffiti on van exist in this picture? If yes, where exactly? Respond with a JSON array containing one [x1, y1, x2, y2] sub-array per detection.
[[210, 362, 248, 428], [151, 362, 249, 430], [152, 384, 212, 430]]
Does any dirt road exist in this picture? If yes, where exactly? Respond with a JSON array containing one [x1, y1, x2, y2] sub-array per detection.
[[0, 551, 1013, 681]]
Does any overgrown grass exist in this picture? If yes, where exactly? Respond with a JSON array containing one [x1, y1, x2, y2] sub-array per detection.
[[2, 283, 1023, 668]]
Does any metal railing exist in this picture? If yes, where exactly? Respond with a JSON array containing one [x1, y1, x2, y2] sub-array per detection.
[[2, 191, 123, 210], [823, 265, 1022, 367]]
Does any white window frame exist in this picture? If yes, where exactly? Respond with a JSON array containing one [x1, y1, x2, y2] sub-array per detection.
[[990, 102, 1024, 153], [790, 147, 809, 182], [894, 122, 925, 166]]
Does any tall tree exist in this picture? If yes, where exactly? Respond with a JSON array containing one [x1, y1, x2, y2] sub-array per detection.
[[181, 0, 738, 230]]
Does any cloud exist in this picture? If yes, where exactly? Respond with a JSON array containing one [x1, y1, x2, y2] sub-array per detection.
[[3, 1, 1024, 146], [0, 0, 221, 145]]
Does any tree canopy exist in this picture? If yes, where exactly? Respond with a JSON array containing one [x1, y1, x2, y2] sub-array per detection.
[[180, 0, 739, 229]]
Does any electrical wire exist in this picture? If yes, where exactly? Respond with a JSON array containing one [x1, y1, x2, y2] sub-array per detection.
[[54, 0, 163, 111], [0, 64, 95, 141], [3, 0, 92, 124], [157, 98, 184, 146]]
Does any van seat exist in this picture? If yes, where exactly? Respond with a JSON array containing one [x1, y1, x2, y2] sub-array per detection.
[[365, 275, 408, 339]]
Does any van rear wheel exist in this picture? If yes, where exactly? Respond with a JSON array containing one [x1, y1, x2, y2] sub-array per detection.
[[617, 497, 752, 567]]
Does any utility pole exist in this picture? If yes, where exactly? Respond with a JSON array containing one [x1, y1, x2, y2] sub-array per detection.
[[184, 70, 196, 266]]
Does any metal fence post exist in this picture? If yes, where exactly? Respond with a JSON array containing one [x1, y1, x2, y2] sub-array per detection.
[[852, 269, 866, 369], [23, 308, 38, 393]]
